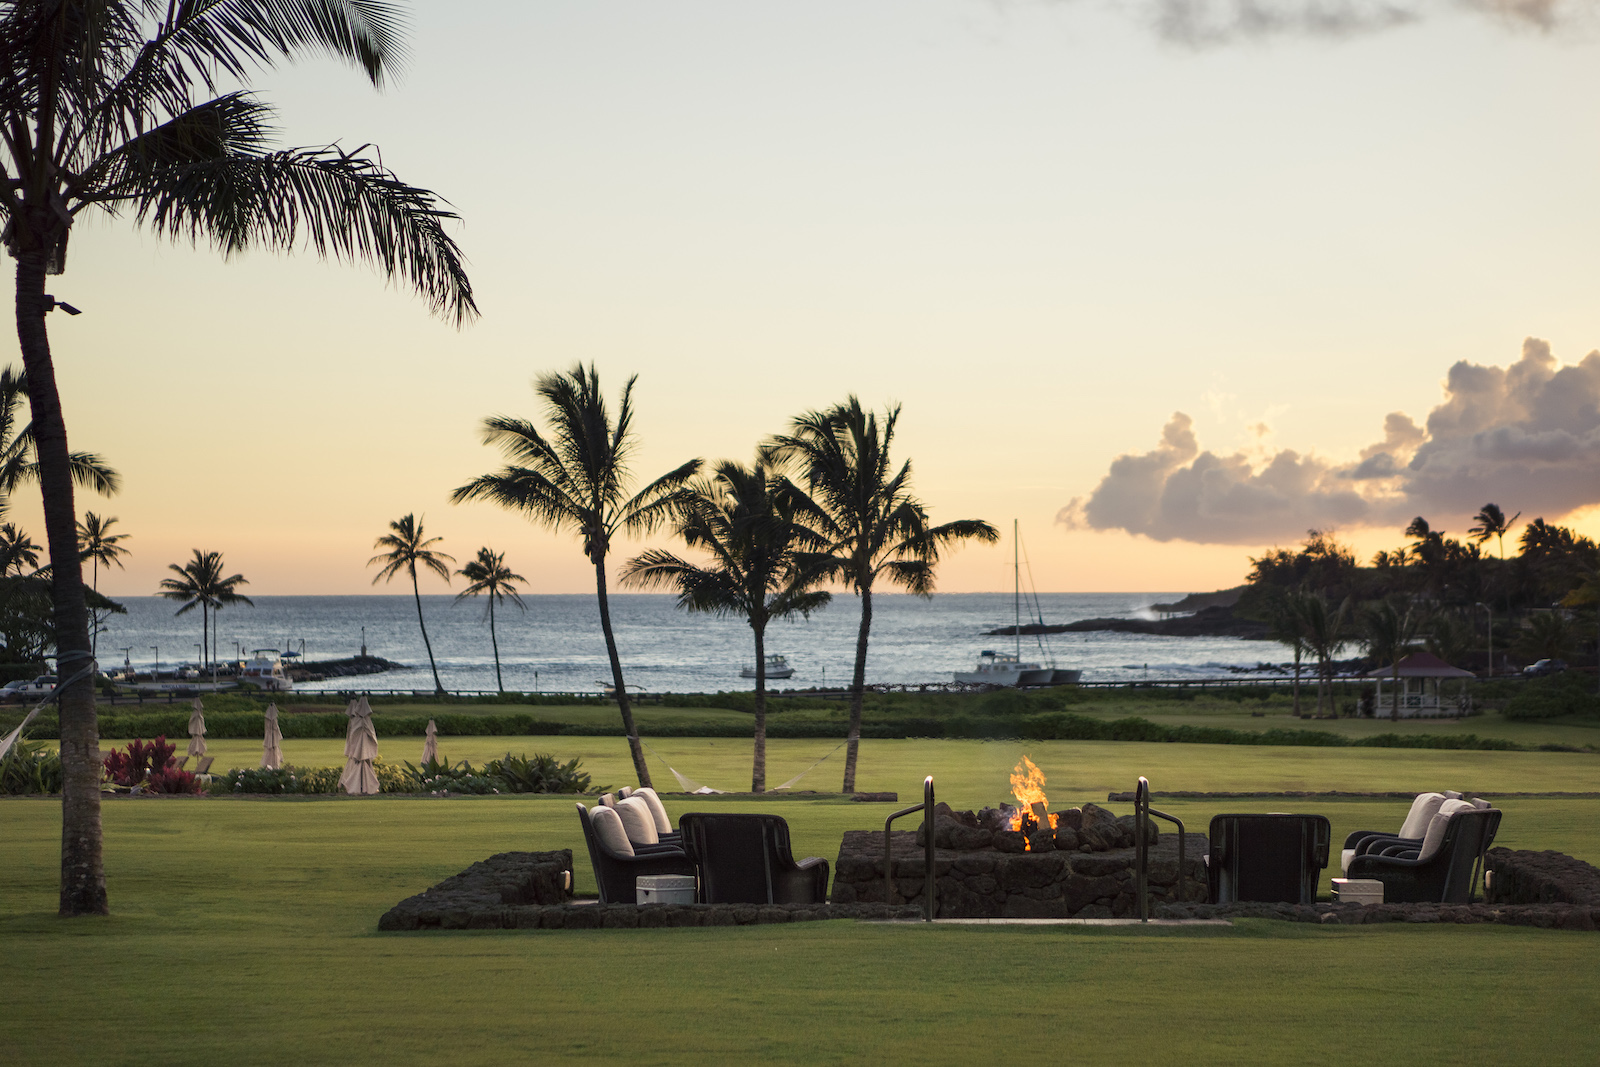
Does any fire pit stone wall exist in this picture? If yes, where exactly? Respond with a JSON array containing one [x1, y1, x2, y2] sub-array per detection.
[[830, 801, 1208, 918]]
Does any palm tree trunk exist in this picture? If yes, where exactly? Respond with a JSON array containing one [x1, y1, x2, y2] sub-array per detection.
[[90, 556, 99, 661], [752, 623, 767, 793], [489, 596, 503, 692], [15, 253, 107, 915], [410, 566, 443, 693], [200, 601, 209, 675], [1390, 662, 1402, 721], [841, 585, 872, 793], [1291, 648, 1302, 716], [593, 554, 652, 788]]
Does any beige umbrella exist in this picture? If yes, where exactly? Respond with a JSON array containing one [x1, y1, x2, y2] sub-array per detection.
[[422, 719, 438, 765], [261, 702, 283, 770], [339, 695, 379, 795], [186, 698, 207, 759]]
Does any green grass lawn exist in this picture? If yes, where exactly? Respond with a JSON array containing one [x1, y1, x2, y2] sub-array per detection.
[[4, 787, 1599, 1066]]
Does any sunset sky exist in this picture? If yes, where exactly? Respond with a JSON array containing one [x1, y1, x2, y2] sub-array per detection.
[[8, 0, 1599, 598]]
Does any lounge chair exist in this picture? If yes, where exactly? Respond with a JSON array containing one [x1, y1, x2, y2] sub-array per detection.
[[194, 756, 213, 775], [1206, 813, 1331, 905], [677, 812, 829, 905], [613, 796, 683, 854], [1340, 792, 1446, 874], [574, 803, 695, 904], [1346, 806, 1501, 903], [619, 786, 682, 845]]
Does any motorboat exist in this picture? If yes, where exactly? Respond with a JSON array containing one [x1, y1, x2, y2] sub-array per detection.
[[240, 649, 293, 692], [741, 654, 795, 680]]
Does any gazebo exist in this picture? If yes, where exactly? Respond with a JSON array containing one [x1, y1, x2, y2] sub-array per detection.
[[1364, 651, 1475, 718]]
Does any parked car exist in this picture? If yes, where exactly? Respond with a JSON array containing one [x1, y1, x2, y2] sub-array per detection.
[[0, 678, 31, 703], [1523, 659, 1568, 677]]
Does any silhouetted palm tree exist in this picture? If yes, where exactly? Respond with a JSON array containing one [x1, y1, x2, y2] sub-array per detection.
[[772, 398, 998, 792], [1362, 598, 1422, 721], [624, 455, 832, 791], [456, 547, 527, 693], [369, 515, 453, 694], [1298, 593, 1351, 717], [1468, 503, 1521, 559], [158, 551, 251, 671], [1, 0, 475, 915], [76, 514, 130, 660], [0, 366, 118, 507], [0, 523, 40, 576], [1266, 589, 1311, 715], [454, 365, 701, 788]]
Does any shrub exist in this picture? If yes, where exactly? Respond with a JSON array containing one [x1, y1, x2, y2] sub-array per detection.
[[211, 765, 345, 795], [0, 737, 62, 794], [1503, 673, 1600, 721], [483, 752, 595, 794], [146, 765, 203, 794], [103, 736, 177, 787]]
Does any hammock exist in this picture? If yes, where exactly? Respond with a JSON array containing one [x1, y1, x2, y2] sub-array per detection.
[[772, 740, 847, 791], [640, 738, 848, 793]]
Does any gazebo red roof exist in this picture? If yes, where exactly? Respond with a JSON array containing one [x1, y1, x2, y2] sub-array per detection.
[[1364, 651, 1475, 679]]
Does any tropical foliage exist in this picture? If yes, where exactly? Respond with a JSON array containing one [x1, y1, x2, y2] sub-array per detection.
[[771, 397, 997, 791], [369, 515, 453, 693], [453, 363, 701, 788], [0, 0, 475, 915], [624, 454, 831, 791], [158, 550, 252, 670], [456, 547, 527, 692]]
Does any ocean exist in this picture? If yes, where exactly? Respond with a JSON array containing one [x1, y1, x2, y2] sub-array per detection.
[[93, 593, 1287, 694]]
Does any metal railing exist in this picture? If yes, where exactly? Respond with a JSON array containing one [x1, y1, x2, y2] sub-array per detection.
[[1133, 776, 1187, 922], [882, 775, 936, 921]]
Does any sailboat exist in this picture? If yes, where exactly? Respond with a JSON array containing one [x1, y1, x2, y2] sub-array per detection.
[[954, 521, 1081, 687]]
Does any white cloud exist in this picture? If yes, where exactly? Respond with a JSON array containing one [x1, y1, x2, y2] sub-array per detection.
[[1060, 338, 1600, 544]]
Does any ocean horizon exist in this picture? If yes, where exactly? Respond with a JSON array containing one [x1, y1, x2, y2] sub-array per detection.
[[92, 592, 1287, 694]]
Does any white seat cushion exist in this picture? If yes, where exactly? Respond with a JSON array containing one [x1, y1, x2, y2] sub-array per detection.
[[614, 797, 659, 846], [1415, 800, 1475, 862], [1398, 793, 1446, 839], [631, 787, 674, 834], [1341, 848, 1355, 874], [589, 804, 634, 856]]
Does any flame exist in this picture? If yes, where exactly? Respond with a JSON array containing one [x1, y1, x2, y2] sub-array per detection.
[[1007, 755, 1059, 847]]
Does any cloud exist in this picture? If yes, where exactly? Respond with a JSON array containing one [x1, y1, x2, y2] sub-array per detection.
[[1060, 337, 1600, 544], [1021, 0, 1596, 46]]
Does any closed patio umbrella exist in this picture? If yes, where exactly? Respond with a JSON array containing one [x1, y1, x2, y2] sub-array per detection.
[[186, 698, 207, 759], [422, 719, 438, 765], [261, 702, 283, 770], [339, 695, 379, 795]]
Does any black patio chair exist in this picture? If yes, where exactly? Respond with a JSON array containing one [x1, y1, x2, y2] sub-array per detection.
[[575, 803, 695, 904], [1207, 813, 1331, 905], [677, 812, 830, 905], [1346, 807, 1501, 904]]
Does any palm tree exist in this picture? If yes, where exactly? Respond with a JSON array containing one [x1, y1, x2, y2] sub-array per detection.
[[0, 523, 40, 575], [368, 515, 453, 694], [1266, 589, 1311, 715], [455, 547, 527, 693], [453, 364, 702, 788], [76, 513, 129, 660], [1468, 503, 1521, 559], [772, 397, 998, 793], [157, 550, 252, 671], [2, 1, 475, 916], [1298, 593, 1351, 717], [623, 456, 832, 792], [1362, 597, 1422, 721], [0, 367, 119, 507]]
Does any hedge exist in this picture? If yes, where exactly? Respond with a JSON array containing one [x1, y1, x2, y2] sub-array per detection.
[[2, 708, 1543, 752]]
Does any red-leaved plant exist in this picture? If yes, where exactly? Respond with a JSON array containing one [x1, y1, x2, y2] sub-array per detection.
[[102, 736, 199, 793]]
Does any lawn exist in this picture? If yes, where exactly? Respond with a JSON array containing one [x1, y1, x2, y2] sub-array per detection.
[[9, 735, 1600, 1065], [4, 786, 1599, 1066]]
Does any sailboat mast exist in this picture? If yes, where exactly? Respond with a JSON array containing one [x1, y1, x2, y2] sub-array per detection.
[[1014, 519, 1020, 659]]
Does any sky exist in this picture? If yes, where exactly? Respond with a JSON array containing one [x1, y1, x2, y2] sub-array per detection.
[[7, 0, 1600, 598]]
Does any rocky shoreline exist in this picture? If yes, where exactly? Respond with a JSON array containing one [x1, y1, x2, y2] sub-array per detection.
[[289, 655, 407, 682], [984, 604, 1270, 640]]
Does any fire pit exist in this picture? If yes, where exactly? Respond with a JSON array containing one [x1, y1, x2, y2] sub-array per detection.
[[830, 758, 1207, 918]]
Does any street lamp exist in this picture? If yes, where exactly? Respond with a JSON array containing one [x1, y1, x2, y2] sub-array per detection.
[[149, 646, 159, 676], [1475, 603, 1492, 678]]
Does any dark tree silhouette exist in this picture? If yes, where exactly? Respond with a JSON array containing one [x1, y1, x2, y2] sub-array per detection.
[[456, 547, 527, 693], [369, 515, 453, 694]]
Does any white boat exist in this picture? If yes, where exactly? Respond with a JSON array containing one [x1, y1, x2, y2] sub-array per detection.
[[955, 650, 1053, 687], [741, 654, 795, 680], [240, 649, 293, 692], [955, 520, 1080, 688]]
